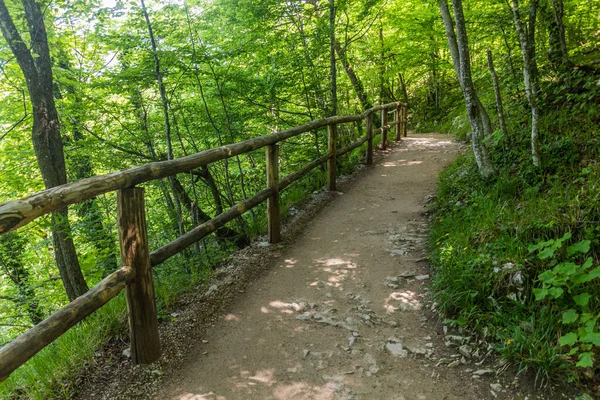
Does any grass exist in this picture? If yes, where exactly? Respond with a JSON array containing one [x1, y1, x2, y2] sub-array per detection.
[[428, 108, 600, 388], [0, 298, 127, 399]]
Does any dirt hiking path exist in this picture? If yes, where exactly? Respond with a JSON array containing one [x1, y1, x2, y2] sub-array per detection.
[[153, 134, 505, 400]]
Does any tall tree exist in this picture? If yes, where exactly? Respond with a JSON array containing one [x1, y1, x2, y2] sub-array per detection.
[[439, 0, 496, 178], [0, 0, 88, 300], [487, 48, 508, 137], [329, 0, 337, 116], [511, 0, 541, 167]]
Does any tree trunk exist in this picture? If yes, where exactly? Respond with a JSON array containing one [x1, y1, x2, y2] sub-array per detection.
[[551, 0, 568, 66], [334, 41, 372, 111], [171, 176, 249, 249], [329, 0, 337, 116], [486, 48, 508, 137], [440, 0, 496, 178], [141, 0, 186, 236], [439, 0, 494, 137], [512, 0, 541, 167], [0, 0, 88, 301]]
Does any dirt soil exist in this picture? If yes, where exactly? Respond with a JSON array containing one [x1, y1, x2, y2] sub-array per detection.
[[75, 134, 550, 400]]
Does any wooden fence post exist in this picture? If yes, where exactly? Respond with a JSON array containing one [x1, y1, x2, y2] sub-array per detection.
[[403, 105, 408, 137], [266, 144, 281, 244], [117, 187, 160, 364], [328, 123, 337, 191], [395, 104, 402, 141], [381, 110, 388, 150], [366, 113, 373, 165]]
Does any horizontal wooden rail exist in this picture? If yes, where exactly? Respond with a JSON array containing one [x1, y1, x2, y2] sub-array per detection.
[[0, 102, 405, 235], [0, 267, 133, 382], [150, 126, 383, 267], [0, 102, 407, 383]]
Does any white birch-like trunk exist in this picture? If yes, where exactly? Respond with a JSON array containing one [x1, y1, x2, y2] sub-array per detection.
[[440, 0, 496, 178], [512, 0, 541, 167]]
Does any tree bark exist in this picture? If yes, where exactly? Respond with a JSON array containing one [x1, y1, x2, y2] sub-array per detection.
[[551, 0, 568, 66], [512, 0, 541, 167], [329, 0, 337, 116], [486, 48, 508, 137], [440, 0, 496, 178], [0, 0, 88, 300], [334, 41, 372, 111], [140, 0, 186, 235]]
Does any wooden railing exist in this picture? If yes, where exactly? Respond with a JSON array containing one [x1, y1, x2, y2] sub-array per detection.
[[0, 102, 407, 382]]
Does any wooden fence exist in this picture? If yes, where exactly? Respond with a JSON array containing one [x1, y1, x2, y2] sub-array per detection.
[[0, 102, 407, 382]]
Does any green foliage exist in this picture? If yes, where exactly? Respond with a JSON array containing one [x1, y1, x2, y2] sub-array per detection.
[[429, 107, 600, 385], [530, 235, 600, 370]]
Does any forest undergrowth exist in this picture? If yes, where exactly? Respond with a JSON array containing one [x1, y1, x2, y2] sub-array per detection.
[[427, 71, 600, 395]]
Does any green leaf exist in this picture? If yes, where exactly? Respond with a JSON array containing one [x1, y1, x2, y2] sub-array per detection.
[[538, 247, 555, 259], [573, 293, 591, 307], [576, 352, 594, 368], [563, 309, 579, 324], [559, 332, 578, 346], [567, 240, 591, 256], [560, 232, 573, 242], [580, 332, 600, 346], [586, 267, 600, 280], [580, 313, 593, 324], [582, 257, 593, 270], [548, 287, 564, 298], [555, 262, 577, 276], [538, 270, 556, 284], [533, 288, 548, 301]]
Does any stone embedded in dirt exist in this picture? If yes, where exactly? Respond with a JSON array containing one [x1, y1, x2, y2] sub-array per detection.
[[322, 375, 344, 382], [170, 312, 180, 318], [348, 336, 357, 347], [385, 342, 408, 358], [303, 349, 310, 358], [122, 348, 131, 358], [458, 344, 472, 359], [447, 360, 461, 368], [415, 274, 430, 281], [472, 369, 493, 377], [490, 383, 502, 392], [391, 249, 407, 256]]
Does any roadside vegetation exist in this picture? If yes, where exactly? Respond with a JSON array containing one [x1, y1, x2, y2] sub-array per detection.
[[426, 1, 600, 392]]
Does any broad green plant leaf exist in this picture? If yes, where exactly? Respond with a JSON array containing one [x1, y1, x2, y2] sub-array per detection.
[[559, 332, 578, 346], [567, 240, 591, 256], [573, 293, 591, 307], [562, 309, 579, 324], [576, 352, 594, 368]]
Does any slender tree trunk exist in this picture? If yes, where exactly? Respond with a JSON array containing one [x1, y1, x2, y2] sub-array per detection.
[[398, 73, 409, 107], [551, 0, 568, 66], [329, 0, 337, 116], [439, 0, 496, 178], [379, 25, 385, 104], [512, 0, 541, 167], [486, 48, 508, 137], [141, 0, 186, 234], [334, 41, 372, 111], [0, 0, 88, 301]]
